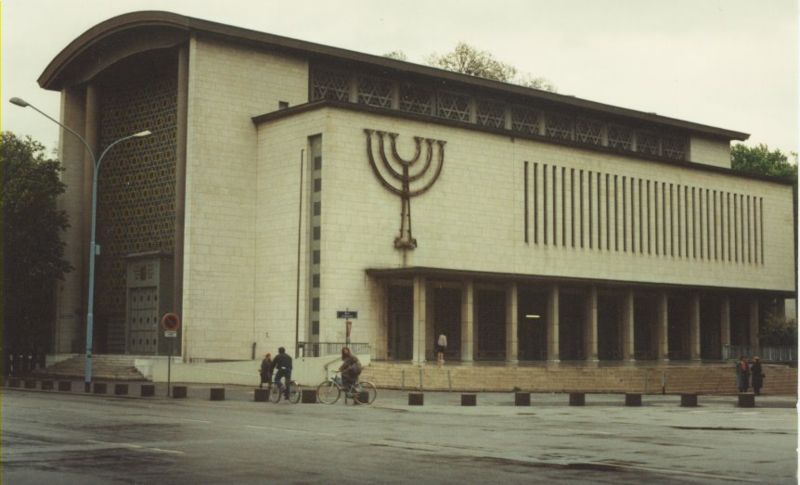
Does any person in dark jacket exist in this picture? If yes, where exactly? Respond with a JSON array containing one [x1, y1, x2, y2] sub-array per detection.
[[339, 347, 362, 392], [735, 356, 750, 393], [259, 353, 272, 388], [272, 347, 293, 399], [750, 356, 765, 396]]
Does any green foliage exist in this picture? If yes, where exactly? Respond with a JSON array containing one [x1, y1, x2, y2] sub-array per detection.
[[759, 298, 797, 347], [383, 50, 408, 61], [2, 131, 72, 351], [427, 42, 557, 92], [730, 143, 797, 182]]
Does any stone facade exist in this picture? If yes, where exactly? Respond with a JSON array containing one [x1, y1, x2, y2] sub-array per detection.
[[42, 12, 794, 364]]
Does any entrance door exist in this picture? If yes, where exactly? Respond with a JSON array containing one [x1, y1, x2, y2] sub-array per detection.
[[387, 285, 413, 360], [127, 286, 159, 354]]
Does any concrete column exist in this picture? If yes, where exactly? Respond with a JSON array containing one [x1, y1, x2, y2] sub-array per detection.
[[174, 44, 189, 329], [505, 282, 518, 363], [689, 293, 701, 361], [657, 292, 669, 361], [460, 280, 474, 362], [547, 285, 560, 363], [720, 295, 731, 358], [412, 276, 427, 364], [749, 298, 760, 351], [54, 86, 88, 353], [425, 286, 435, 361], [622, 290, 635, 362], [584, 287, 598, 362], [82, 83, 100, 307]]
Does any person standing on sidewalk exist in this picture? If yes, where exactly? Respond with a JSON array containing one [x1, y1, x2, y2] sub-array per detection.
[[435, 334, 448, 367], [735, 356, 750, 393], [259, 353, 272, 388], [750, 356, 765, 396]]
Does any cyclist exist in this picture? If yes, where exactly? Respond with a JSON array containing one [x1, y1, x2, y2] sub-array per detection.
[[272, 347, 293, 399], [339, 347, 362, 394]]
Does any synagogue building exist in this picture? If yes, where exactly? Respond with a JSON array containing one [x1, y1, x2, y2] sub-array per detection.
[[42, 11, 796, 367]]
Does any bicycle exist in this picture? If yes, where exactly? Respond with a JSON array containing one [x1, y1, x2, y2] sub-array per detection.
[[316, 372, 377, 405], [271, 379, 301, 403]]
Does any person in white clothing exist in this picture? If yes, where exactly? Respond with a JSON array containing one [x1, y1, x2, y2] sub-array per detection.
[[435, 334, 448, 366]]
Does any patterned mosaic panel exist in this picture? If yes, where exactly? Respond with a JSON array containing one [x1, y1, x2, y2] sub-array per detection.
[[511, 106, 542, 135], [607, 124, 634, 151], [636, 131, 660, 156], [357, 75, 393, 108], [575, 118, 603, 145], [662, 135, 688, 160], [399, 84, 433, 115], [476, 99, 505, 128], [436, 91, 470, 122], [94, 66, 177, 346], [311, 67, 350, 102], [545, 113, 573, 140]]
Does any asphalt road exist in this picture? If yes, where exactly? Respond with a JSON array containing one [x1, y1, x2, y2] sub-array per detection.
[[2, 387, 797, 484]]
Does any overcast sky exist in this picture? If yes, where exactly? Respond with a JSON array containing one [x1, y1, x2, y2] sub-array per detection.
[[3, 0, 798, 156]]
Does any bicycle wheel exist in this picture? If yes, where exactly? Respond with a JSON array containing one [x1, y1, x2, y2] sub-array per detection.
[[353, 381, 377, 405], [288, 383, 301, 404], [316, 380, 341, 404], [269, 384, 282, 403]]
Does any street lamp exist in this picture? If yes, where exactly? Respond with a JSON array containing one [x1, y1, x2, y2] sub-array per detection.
[[10, 96, 151, 392]]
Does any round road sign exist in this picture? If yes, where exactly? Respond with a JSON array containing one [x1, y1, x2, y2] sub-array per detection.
[[161, 312, 181, 332]]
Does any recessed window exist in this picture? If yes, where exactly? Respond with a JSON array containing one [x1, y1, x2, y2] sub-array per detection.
[[278, 101, 289, 110]]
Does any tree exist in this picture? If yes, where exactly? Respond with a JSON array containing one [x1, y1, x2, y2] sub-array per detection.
[[383, 50, 408, 61], [731, 143, 797, 182], [1, 132, 72, 353], [427, 42, 557, 92]]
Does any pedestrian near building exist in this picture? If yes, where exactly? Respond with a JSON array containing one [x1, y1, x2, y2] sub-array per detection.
[[435, 334, 447, 367], [750, 356, 765, 396], [735, 356, 750, 393], [259, 353, 272, 388]]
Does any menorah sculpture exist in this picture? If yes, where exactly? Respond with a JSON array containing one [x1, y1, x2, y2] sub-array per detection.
[[364, 129, 446, 250]]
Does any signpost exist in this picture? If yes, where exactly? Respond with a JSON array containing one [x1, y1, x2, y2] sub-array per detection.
[[161, 313, 180, 397], [336, 309, 357, 346]]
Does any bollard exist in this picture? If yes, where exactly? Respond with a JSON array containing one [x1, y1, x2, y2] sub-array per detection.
[[41, 381, 54, 391], [301, 389, 317, 403], [737, 393, 755, 408], [114, 384, 129, 396], [24, 380, 37, 389], [254, 388, 269, 402], [569, 393, 586, 406], [58, 381, 72, 392], [93, 383, 107, 394], [461, 394, 477, 406], [210, 388, 225, 401], [625, 393, 642, 407], [8, 378, 20, 388], [172, 385, 187, 398], [680, 393, 698, 407], [354, 391, 370, 404], [408, 392, 424, 406], [514, 392, 531, 406], [140, 384, 155, 397]]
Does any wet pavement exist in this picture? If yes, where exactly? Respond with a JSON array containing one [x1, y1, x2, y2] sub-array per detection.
[[2, 385, 797, 484]]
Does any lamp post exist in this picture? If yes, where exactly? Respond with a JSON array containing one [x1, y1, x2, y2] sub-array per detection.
[[10, 97, 151, 392]]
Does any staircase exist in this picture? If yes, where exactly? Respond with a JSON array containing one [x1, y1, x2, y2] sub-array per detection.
[[362, 362, 797, 395], [30, 355, 146, 381]]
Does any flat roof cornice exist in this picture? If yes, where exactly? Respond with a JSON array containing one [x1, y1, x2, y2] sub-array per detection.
[[41, 10, 748, 141], [253, 100, 790, 185]]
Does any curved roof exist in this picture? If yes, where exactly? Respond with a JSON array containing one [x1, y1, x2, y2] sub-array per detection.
[[40, 10, 749, 141]]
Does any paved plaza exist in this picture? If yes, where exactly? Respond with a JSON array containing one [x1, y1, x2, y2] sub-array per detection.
[[3, 386, 797, 484]]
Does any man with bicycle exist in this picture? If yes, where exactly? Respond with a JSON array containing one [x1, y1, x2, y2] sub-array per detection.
[[272, 347, 293, 400], [339, 347, 362, 394]]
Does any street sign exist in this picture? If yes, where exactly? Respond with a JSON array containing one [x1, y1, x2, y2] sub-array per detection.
[[164, 330, 178, 338], [336, 310, 358, 319], [161, 312, 181, 331]]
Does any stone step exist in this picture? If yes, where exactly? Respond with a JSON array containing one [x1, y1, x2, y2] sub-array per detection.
[[29, 355, 146, 381]]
